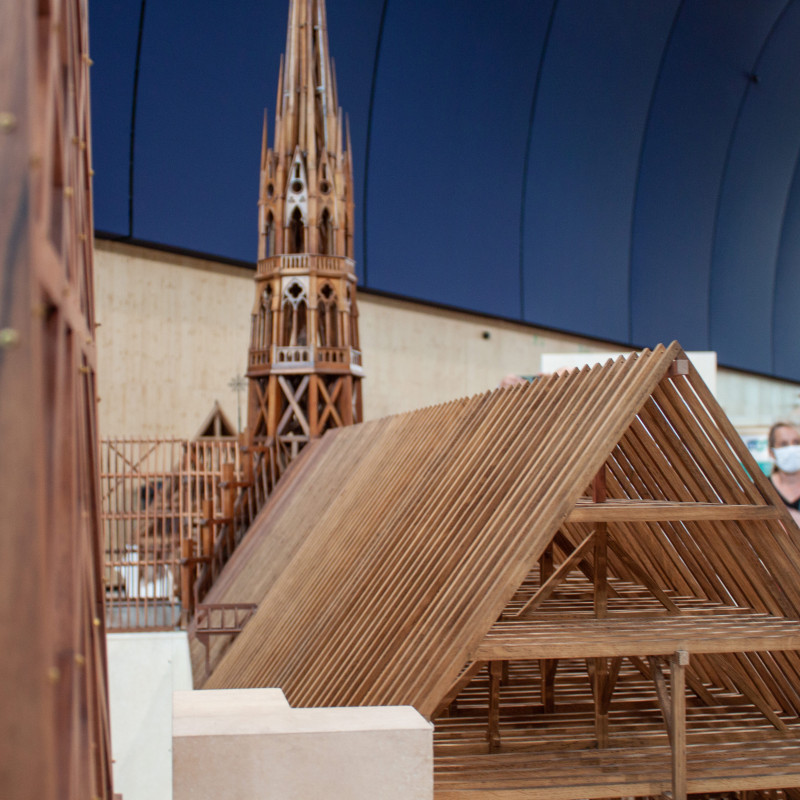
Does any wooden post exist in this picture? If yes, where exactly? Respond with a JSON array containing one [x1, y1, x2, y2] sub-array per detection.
[[487, 661, 503, 752], [181, 538, 195, 622], [540, 658, 558, 713], [341, 375, 354, 426], [670, 650, 689, 800], [593, 657, 609, 748], [201, 499, 213, 561], [267, 375, 281, 439], [221, 462, 235, 554], [539, 542, 554, 583], [205, 497, 218, 582], [537, 541, 555, 706], [593, 466, 608, 619], [594, 522, 608, 618], [308, 374, 319, 437], [241, 435, 254, 486], [592, 465, 609, 740], [221, 463, 235, 519]]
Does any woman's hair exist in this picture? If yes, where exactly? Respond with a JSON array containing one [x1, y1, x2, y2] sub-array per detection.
[[768, 421, 799, 449]]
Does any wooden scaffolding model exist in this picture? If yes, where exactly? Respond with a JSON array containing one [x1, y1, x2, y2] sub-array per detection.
[[246, 0, 363, 471], [0, 0, 113, 797], [195, 343, 800, 799]]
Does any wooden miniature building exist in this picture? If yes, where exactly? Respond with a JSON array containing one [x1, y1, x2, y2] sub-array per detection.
[[193, 343, 800, 799], [246, 0, 363, 468]]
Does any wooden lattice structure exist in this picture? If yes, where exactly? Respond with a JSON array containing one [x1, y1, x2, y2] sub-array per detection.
[[246, 0, 363, 470], [100, 438, 243, 629], [198, 343, 800, 799], [0, 0, 113, 798]]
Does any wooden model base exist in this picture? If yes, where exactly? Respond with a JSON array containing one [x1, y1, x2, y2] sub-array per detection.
[[435, 576, 800, 799]]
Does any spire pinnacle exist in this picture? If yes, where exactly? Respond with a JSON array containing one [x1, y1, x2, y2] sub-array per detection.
[[247, 0, 363, 461]]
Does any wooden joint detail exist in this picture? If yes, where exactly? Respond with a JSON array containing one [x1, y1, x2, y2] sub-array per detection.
[[516, 531, 595, 618], [668, 358, 689, 377]]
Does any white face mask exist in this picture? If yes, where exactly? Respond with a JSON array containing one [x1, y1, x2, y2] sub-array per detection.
[[774, 445, 800, 474]]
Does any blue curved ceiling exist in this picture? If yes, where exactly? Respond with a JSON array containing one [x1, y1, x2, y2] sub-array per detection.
[[90, 0, 800, 381]]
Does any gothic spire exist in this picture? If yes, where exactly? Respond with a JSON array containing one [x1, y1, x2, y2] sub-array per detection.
[[247, 0, 363, 469]]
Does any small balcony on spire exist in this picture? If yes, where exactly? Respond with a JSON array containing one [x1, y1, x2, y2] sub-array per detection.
[[257, 252, 356, 278], [247, 344, 363, 377]]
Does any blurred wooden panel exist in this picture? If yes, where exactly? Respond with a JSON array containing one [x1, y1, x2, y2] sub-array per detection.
[[0, 1, 112, 798]]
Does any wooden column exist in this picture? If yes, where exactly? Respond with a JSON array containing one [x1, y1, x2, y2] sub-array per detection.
[[592, 466, 609, 746], [221, 463, 235, 520], [267, 375, 281, 439], [220, 462, 235, 555], [592, 466, 608, 619], [240, 433, 254, 485], [540, 658, 558, 713], [340, 374, 354, 426], [670, 650, 689, 800], [538, 538, 556, 709], [181, 538, 195, 622], [201, 499, 214, 563], [487, 661, 503, 752], [204, 498, 219, 582], [308, 373, 319, 436], [592, 658, 609, 748], [539, 542, 554, 583]]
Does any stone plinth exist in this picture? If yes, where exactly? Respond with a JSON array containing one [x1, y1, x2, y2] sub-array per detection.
[[173, 689, 433, 800]]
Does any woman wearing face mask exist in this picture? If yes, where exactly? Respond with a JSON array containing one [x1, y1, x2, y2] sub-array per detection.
[[768, 421, 800, 525]]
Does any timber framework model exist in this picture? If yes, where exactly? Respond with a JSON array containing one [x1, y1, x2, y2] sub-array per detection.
[[197, 343, 800, 800]]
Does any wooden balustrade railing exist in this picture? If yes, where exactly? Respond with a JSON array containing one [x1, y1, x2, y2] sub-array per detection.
[[188, 447, 282, 617], [102, 436, 293, 630], [194, 603, 258, 677]]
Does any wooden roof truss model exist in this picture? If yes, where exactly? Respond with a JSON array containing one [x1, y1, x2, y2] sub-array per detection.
[[196, 342, 800, 800]]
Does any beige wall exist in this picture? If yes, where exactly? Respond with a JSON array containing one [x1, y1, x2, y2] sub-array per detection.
[[357, 294, 611, 419], [93, 239, 608, 438], [94, 238, 800, 438], [95, 240, 254, 438]]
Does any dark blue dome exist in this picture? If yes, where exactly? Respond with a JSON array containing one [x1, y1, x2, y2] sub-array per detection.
[[90, 0, 800, 380]]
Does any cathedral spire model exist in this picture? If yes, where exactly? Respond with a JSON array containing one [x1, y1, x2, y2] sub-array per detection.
[[246, 0, 363, 466]]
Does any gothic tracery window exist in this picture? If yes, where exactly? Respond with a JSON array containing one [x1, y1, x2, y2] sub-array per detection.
[[258, 285, 273, 350], [317, 283, 338, 347], [265, 213, 275, 257], [282, 280, 308, 347], [318, 208, 332, 255], [289, 207, 305, 253]]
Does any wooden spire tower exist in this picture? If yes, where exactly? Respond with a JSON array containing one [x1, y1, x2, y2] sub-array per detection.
[[246, 0, 363, 466]]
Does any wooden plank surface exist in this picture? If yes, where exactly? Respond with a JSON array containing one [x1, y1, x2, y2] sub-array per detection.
[[568, 500, 783, 522], [434, 739, 800, 799], [474, 614, 800, 660]]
